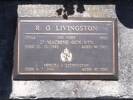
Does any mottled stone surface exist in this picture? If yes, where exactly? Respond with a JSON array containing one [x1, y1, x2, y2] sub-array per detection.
[[9, 3, 133, 99]]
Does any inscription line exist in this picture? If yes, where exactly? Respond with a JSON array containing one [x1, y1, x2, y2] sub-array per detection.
[[20, 20, 113, 23], [24, 33, 108, 35]]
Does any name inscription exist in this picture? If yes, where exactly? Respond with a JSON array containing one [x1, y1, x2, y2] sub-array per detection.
[[35, 24, 97, 32]]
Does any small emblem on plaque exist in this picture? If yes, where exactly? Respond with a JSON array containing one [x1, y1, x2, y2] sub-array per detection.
[[60, 48, 72, 63]]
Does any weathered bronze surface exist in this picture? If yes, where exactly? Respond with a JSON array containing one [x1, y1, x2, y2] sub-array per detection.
[[14, 17, 118, 80]]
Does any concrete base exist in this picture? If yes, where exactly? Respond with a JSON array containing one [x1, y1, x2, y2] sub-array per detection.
[[9, 3, 133, 99]]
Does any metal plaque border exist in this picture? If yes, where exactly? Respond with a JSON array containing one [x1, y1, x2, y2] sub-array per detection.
[[13, 17, 118, 80]]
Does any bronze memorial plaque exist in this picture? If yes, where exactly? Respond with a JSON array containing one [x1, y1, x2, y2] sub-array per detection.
[[14, 17, 118, 80]]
